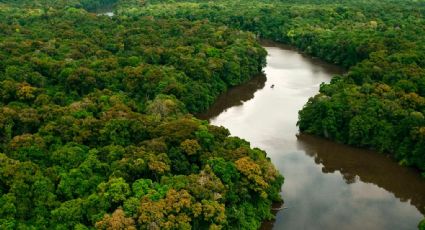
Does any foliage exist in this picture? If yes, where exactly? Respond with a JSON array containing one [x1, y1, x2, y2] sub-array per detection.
[[95, 208, 136, 230], [419, 218, 425, 230], [124, 0, 425, 173], [0, 0, 282, 229]]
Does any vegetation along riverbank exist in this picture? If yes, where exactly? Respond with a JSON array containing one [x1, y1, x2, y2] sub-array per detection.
[[0, 0, 283, 229], [1, 0, 425, 229], [128, 0, 425, 175]]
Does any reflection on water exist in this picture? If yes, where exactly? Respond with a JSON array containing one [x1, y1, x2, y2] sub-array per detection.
[[201, 41, 425, 230], [97, 12, 114, 17], [297, 133, 425, 214], [94, 4, 115, 17], [197, 74, 266, 120]]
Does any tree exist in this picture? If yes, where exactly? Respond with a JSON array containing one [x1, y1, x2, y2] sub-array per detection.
[[95, 208, 136, 230], [180, 139, 201, 156], [51, 198, 85, 229], [98, 177, 131, 205]]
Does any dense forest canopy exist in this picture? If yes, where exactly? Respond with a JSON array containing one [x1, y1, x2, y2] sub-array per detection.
[[0, 0, 283, 229], [114, 0, 425, 227], [123, 0, 425, 173], [2, 0, 425, 228]]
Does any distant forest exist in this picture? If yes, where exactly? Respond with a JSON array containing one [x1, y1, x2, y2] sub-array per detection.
[[1, 0, 425, 229]]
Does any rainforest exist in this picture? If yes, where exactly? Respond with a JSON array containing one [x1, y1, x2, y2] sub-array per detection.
[[0, 0, 424, 229]]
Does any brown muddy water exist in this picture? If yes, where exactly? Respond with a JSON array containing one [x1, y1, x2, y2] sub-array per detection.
[[198, 43, 425, 229]]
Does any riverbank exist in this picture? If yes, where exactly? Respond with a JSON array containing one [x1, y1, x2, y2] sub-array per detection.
[[201, 43, 425, 229]]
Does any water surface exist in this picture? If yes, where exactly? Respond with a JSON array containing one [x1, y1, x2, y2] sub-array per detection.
[[200, 43, 425, 230]]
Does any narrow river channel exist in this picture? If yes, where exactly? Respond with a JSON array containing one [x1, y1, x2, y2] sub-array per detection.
[[198, 42, 425, 229]]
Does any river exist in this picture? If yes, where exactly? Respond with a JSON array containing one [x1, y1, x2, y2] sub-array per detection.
[[198, 42, 425, 229]]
